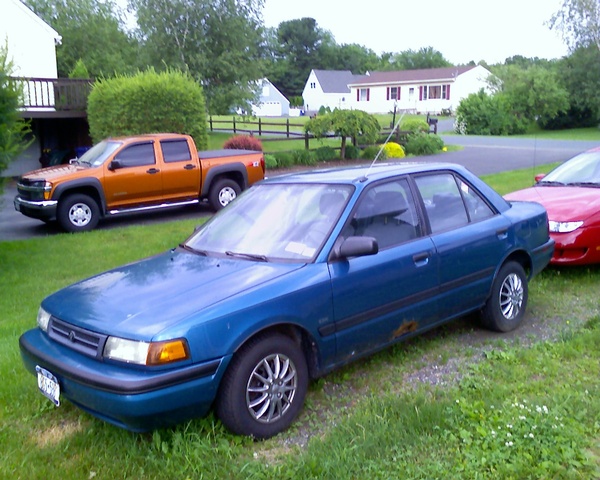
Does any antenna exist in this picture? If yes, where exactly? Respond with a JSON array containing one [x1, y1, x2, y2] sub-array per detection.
[[365, 112, 405, 178]]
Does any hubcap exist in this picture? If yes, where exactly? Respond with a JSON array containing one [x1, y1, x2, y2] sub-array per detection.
[[69, 203, 92, 227], [219, 187, 236, 206], [499, 273, 523, 320], [246, 353, 297, 424]]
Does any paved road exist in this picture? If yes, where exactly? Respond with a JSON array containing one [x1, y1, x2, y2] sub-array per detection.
[[1, 135, 598, 241]]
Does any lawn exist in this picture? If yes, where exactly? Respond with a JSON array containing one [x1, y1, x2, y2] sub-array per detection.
[[1, 164, 599, 479]]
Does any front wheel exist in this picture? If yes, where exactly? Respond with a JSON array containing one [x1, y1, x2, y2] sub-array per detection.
[[208, 178, 241, 211], [57, 194, 100, 232], [216, 333, 308, 439], [481, 261, 528, 332]]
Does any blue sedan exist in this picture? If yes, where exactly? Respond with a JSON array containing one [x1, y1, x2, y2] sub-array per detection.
[[19, 163, 554, 438]]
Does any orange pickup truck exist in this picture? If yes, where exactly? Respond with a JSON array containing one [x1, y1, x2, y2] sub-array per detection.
[[14, 133, 265, 232]]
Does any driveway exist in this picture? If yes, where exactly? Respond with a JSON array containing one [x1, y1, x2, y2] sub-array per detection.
[[1, 135, 598, 241]]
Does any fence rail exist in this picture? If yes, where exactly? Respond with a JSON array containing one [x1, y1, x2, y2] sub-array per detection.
[[14, 77, 92, 111]]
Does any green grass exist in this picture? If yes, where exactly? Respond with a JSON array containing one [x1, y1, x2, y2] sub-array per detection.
[[1, 165, 599, 479]]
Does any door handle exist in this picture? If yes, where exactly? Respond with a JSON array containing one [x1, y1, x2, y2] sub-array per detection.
[[496, 228, 508, 240], [412, 252, 429, 266], [183, 164, 196, 170], [146, 168, 160, 174]]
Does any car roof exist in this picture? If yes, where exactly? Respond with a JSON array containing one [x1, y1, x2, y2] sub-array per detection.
[[263, 162, 470, 185]]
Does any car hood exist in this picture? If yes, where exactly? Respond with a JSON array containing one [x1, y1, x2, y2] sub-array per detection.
[[505, 186, 600, 222], [42, 249, 304, 339]]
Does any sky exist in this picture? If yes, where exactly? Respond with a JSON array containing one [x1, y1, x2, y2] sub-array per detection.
[[261, 0, 570, 65]]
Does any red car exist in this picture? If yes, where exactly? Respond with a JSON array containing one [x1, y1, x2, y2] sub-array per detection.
[[505, 148, 600, 265]]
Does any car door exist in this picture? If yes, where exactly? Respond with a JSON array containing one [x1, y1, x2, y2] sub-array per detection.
[[413, 172, 511, 320], [103, 141, 162, 208], [328, 177, 439, 361], [159, 139, 201, 200]]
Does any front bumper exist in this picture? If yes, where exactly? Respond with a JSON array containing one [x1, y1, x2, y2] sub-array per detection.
[[550, 227, 600, 265], [14, 196, 58, 222], [19, 328, 230, 431]]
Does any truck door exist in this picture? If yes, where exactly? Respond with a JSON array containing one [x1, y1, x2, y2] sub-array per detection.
[[159, 139, 201, 200], [103, 141, 163, 208]]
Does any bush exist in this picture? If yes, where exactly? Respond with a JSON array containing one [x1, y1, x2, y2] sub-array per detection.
[[223, 135, 263, 151], [404, 133, 445, 156], [401, 118, 429, 133], [87, 68, 208, 148], [264, 154, 277, 169], [344, 144, 361, 160], [382, 142, 405, 159], [273, 152, 294, 168], [361, 145, 387, 161], [314, 146, 337, 162], [292, 149, 317, 166]]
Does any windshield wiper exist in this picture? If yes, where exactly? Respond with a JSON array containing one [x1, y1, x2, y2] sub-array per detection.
[[225, 251, 268, 262], [566, 182, 600, 188], [537, 180, 565, 186], [178, 243, 208, 256]]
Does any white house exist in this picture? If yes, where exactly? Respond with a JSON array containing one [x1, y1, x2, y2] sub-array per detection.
[[302, 69, 367, 114], [347, 65, 492, 114], [249, 78, 290, 117]]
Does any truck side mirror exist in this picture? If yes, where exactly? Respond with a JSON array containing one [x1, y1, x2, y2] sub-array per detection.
[[109, 159, 123, 171]]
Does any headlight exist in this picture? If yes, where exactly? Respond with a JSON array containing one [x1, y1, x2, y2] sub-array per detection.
[[548, 221, 583, 233], [104, 337, 190, 365], [37, 307, 51, 332]]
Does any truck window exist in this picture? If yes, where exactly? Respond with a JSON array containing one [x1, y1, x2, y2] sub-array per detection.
[[115, 143, 156, 167], [161, 140, 192, 163]]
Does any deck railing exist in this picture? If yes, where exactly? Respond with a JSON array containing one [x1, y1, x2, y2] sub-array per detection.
[[14, 77, 93, 111]]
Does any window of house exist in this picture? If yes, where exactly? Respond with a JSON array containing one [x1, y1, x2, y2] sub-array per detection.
[[390, 87, 399, 100], [310, 82, 316, 89], [422, 86, 428, 100], [359, 88, 370, 101], [442, 84, 450, 99], [409, 87, 415, 101], [429, 86, 442, 99]]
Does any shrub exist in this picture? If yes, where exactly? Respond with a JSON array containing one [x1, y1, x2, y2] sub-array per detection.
[[404, 133, 445, 156], [344, 144, 361, 160], [223, 135, 263, 151], [318, 105, 332, 115], [292, 149, 317, 166], [361, 145, 387, 161], [401, 118, 430, 133], [314, 146, 337, 162], [382, 142, 405, 159], [68, 59, 90, 79], [87, 68, 208, 148], [274, 152, 294, 168], [264, 154, 277, 169]]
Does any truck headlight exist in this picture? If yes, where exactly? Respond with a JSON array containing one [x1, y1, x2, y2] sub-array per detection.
[[104, 337, 190, 365], [37, 307, 51, 332], [548, 221, 583, 233]]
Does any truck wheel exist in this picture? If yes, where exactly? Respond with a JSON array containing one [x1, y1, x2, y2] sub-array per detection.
[[209, 179, 241, 211], [57, 194, 100, 232], [480, 261, 528, 332], [216, 333, 308, 439]]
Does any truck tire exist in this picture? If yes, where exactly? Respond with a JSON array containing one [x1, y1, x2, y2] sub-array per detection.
[[57, 194, 100, 232], [209, 178, 241, 211]]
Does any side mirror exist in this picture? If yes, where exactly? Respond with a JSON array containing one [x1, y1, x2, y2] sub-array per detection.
[[69, 158, 78, 165], [534, 173, 546, 183], [334, 236, 378, 260], [109, 159, 123, 171]]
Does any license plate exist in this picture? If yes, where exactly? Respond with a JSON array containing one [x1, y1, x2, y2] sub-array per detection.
[[36, 366, 60, 406]]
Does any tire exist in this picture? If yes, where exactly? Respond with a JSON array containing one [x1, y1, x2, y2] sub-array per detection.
[[481, 261, 528, 332], [209, 178, 241, 211], [216, 333, 308, 439], [57, 194, 100, 232]]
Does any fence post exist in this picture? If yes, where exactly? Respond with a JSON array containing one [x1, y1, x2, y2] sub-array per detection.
[[305, 132, 309, 150], [209, 116, 213, 132], [233, 116, 236, 133], [286, 118, 290, 138], [259, 118, 262, 136]]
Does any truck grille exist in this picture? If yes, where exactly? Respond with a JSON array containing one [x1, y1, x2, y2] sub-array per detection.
[[48, 317, 107, 358]]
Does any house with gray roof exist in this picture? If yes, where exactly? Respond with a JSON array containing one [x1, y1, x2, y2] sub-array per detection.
[[250, 78, 290, 117], [302, 69, 367, 114], [347, 65, 492, 115]]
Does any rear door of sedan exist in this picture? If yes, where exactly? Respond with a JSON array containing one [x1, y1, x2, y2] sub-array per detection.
[[412, 171, 512, 320]]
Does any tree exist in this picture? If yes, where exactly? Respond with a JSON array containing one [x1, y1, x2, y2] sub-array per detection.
[[305, 110, 380, 159], [386, 47, 452, 71], [24, 0, 138, 78], [0, 45, 31, 189], [131, 0, 266, 114], [549, 0, 600, 51]]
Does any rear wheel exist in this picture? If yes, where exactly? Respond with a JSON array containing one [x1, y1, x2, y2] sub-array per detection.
[[57, 194, 100, 232], [209, 178, 241, 211], [481, 261, 528, 332], [216, 333, 308, 439]]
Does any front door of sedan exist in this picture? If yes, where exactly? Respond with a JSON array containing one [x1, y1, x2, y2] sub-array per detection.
[[327, 178, 440, 361], [413, 172, 511, 319]]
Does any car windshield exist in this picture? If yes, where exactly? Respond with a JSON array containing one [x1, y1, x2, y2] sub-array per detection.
[[541, 151, 600, 186], [78, 141, 122, 167], [184, 183, 353, 262]]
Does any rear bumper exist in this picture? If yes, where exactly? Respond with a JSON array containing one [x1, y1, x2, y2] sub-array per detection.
[[19, 328, 230, 431], [14, 196, 58, 222], [531, 238, 555, 276]]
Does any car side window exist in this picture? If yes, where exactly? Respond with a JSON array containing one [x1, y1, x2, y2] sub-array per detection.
[[414, 173, 469, 233], [457, 178, 495, 222], [115, 143, 156, 167], [161, 140, 192, 163], [342, 178, 421, 249]]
